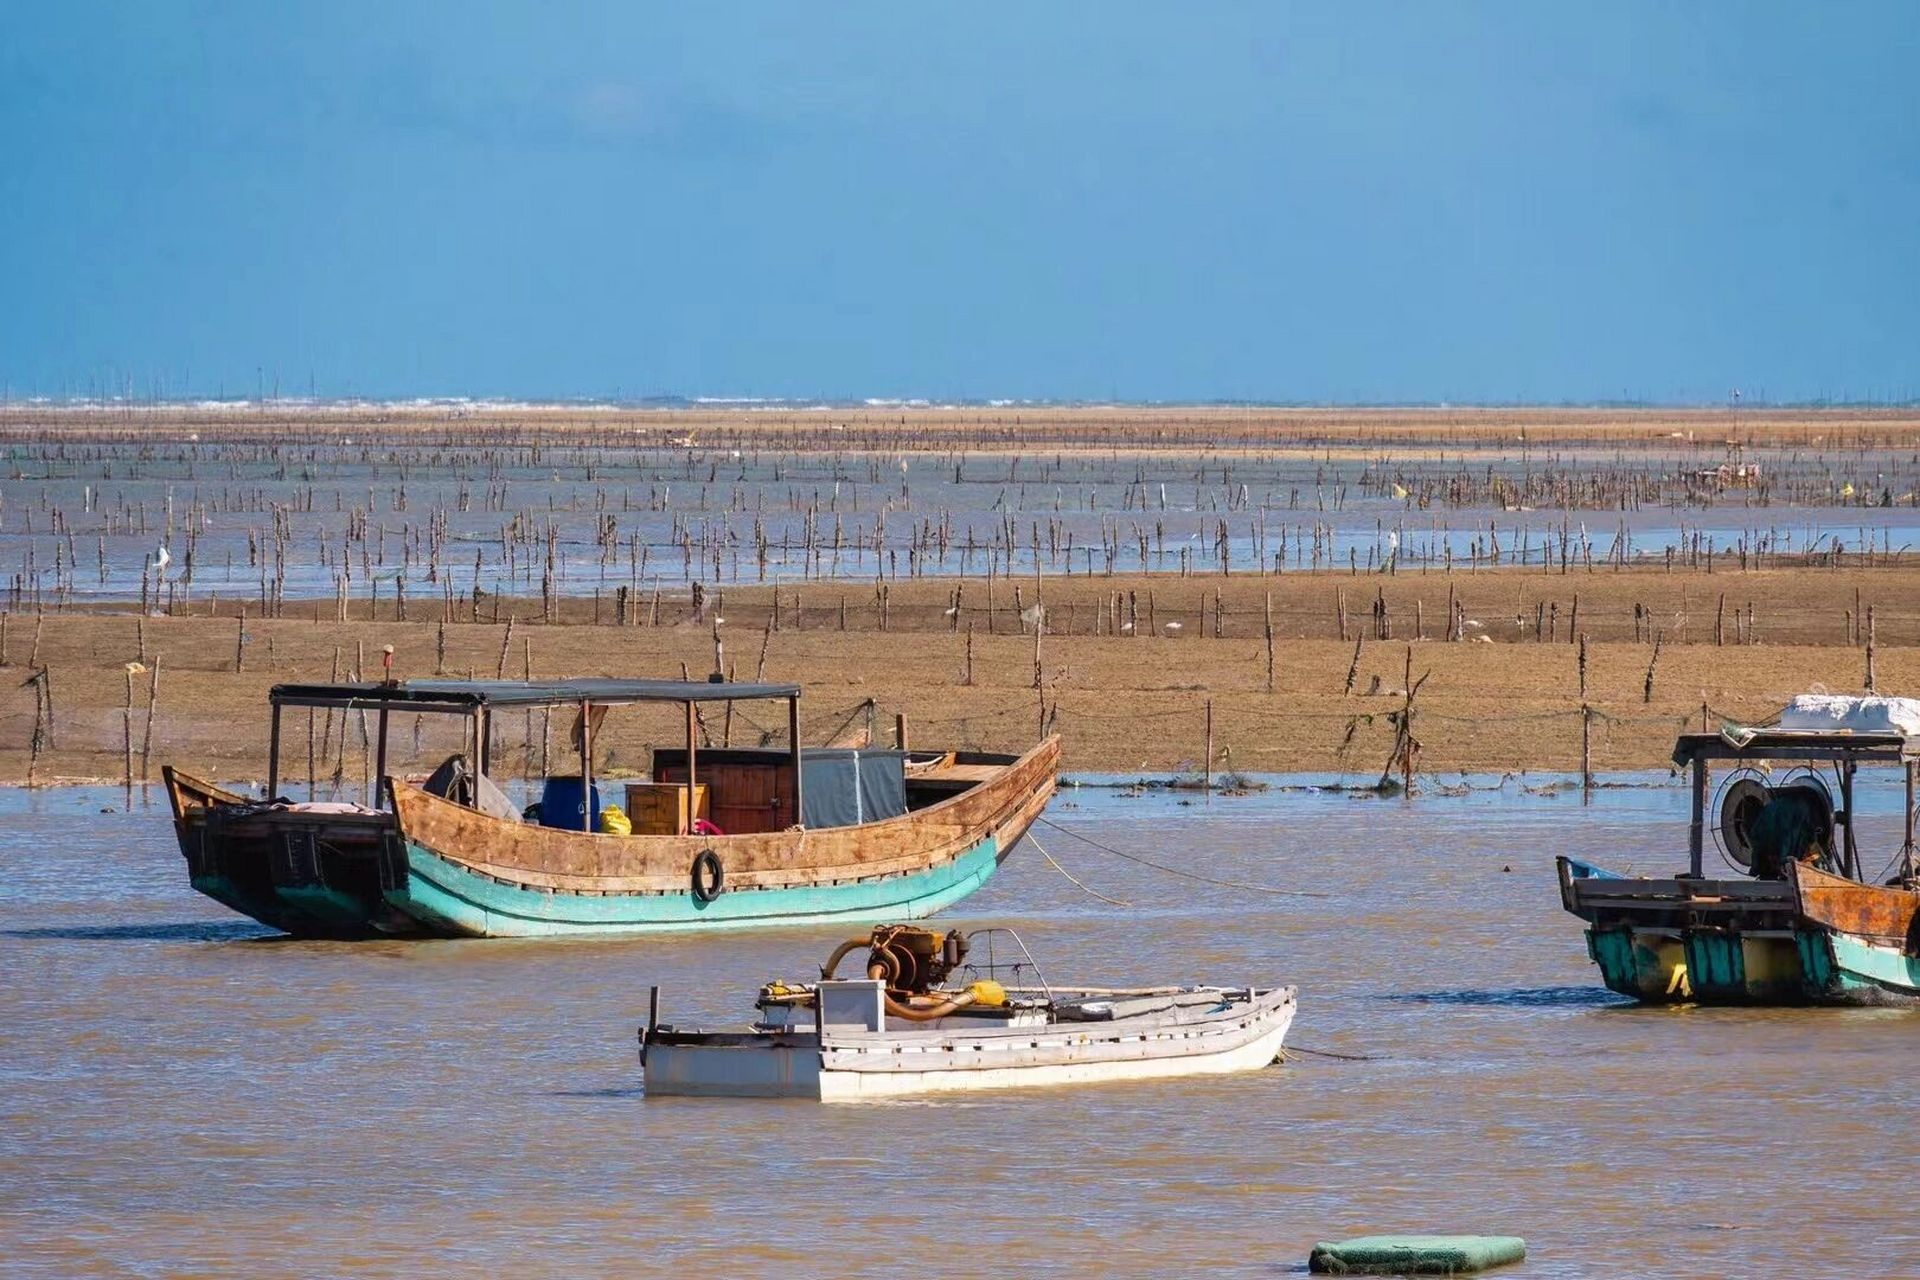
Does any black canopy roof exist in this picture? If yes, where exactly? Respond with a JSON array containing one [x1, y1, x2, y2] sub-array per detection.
[[1671, 728, 1916, 766], [269, 678, 801, 710]]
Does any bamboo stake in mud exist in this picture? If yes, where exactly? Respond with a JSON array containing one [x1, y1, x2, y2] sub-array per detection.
[[497, 616, 515, 679], [122, 664, 136, 797], [1579, 633, 1593, 801], [1866, 605, 1878, 692], [1582, 702, 1594, 802], [141, 657, 161, 784], [1403, 646, 1418, 794], [1032, 611, 1043, 690], [1204, 698, 1213, 794], [1644, 631, 1663, 704], [1264, 592, 1275, 693], [964, 620, 975, 687], [38, 666, 54, 751], [26, 670, 44, 788]]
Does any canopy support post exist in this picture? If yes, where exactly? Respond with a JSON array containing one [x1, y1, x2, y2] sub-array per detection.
[[1842, 759, 1859, 880], [790, 694, 803, 829], [1902, 759, 1916, 886], [267, 701, 282, 799], [685, 700, 699, 818], [1687, 757, 1706, 878], [580, 699, 594, 833], [373, 703, 390, 811]]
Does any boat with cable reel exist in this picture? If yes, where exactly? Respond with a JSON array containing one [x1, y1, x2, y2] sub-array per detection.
[[1559, 694, 1920, 1003], [640, 923, 1298, 1099]]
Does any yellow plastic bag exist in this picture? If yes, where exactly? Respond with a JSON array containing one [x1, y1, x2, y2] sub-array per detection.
[[598, 804, 632, 836]]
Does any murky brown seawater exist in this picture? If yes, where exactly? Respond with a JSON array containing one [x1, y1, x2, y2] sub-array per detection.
[[4, 778, 1918, 1277]]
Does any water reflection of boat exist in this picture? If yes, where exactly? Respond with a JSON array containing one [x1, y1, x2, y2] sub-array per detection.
[[163, 678, 1059, 939], [641, 924, 1298, 1099], [1559, 695, 1920, 1004]]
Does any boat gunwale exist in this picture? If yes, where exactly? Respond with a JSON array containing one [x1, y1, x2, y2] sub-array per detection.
[[654, 986, 1296, 1051]]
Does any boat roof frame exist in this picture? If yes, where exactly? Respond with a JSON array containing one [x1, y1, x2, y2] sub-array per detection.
[[267, 677, 802, 713], [1671, 729, 1919, 767]]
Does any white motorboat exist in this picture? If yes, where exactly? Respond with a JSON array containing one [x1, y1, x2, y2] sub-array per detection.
[[640, 925, 1298, 1100]]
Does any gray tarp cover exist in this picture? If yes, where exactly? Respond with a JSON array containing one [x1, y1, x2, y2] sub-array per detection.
[[800, 749, 908, 829]]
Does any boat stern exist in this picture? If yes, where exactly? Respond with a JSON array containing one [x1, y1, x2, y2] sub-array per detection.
[[165, 767, 411, 938], [1559, 856, 1836, 1004]]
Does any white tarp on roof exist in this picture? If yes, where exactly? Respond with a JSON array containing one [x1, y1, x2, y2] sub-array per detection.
[[1778, 694, 1920, 737]]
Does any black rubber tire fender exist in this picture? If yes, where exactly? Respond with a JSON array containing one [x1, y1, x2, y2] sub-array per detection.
[[690, 847, 725, 903]]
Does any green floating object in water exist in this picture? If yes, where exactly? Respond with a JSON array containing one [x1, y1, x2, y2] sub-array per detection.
[[1308, 1235, 1527, 1275]]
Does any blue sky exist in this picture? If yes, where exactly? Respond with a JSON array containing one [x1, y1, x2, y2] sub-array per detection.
[[3, 3, 1917, 404]]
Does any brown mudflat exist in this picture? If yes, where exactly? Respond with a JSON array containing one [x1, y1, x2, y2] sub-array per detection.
[[3, 563, 1911, 786]]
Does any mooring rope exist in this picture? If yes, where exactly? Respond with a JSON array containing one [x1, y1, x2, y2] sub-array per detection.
[[1034, 816, 1333, 898], [1283, 1044, 1378, 1062], [1026, 831, 1133, 907]]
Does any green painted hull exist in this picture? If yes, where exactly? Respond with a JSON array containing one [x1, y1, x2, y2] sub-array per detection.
[[1585, 925, 1920, 1005], [382, 832, 1008, 938]]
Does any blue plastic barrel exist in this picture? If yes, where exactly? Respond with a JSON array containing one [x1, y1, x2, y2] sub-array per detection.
[[539, 775, 602, 831]]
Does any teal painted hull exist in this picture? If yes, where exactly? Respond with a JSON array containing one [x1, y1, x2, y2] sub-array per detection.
[[384, 832, 1007, 938], [1585, 925, 1920, 1005]]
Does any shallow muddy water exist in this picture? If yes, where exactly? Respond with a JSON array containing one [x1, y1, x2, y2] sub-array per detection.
[[9, 438, 1918, 602], [3, 778, 1918, 1276]]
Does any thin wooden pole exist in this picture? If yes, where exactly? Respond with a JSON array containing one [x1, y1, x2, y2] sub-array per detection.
[[1688, 758, 1707, 877], [269, 701, 283, 799], [1203, 699, 1213, 794], [1866, 606, 1878, 692], [1264, 592, 1275, 693], [1903, 759, 1917, 885], [1842, 759, 1859, 879], [371, 703, 387, 809], [1581, 705, 1593, 802], [580, 700, 595, 832], [686, 699, 700, 822], [140, 658, 161, 784], [122, 666, 135, 797], [788, 694, 803, 828], [1401, 644, 1414, 793]]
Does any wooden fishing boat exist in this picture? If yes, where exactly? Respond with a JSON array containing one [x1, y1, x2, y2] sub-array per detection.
[[1559, 695, 1920, 1004], [641, 924, 1298, 1099], [164, 678, 1059, 939]]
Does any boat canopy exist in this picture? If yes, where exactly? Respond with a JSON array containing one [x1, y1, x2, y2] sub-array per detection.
[[1671, 729, 1918, 767], [262, 677, 807, 819], [268, 678, 802, 712]]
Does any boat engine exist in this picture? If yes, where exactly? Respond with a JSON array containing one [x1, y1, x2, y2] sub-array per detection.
[[823, 924, 969, 995], [817, 925, 1004, 1022]]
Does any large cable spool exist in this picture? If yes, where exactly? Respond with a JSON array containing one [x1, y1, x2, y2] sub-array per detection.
[[1717, 777, 1772, 871], [1718, 773, 1836, 878]]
